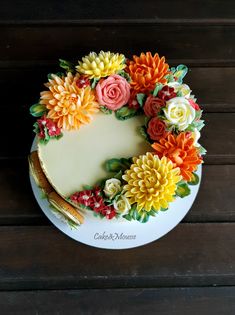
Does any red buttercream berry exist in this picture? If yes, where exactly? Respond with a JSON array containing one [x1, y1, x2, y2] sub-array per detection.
[[76, 76, 90, 89], [158, 85, 177, 101]]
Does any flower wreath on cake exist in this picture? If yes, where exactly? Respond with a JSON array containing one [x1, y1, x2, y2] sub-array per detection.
[[29, 51, 206, 228]]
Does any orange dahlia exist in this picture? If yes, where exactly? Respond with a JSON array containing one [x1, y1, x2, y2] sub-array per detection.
[[126, 52, 170, 94], [40, 73, 99, 130], [152, 133, 202, 181]]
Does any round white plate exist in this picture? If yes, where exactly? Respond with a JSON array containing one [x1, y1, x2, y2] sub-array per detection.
[[30, 139, 201, 250]]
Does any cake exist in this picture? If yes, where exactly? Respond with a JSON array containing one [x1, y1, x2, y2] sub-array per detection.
[[29, 51, 206, 227]]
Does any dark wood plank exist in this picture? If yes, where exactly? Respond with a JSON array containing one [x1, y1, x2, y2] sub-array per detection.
[[1, 67, 234, 112], [1, 25, 235, 64], [1, 287, 235, 315], [1, 0, 235, 23], [1, 161, 235, 225], [0, 111, 234, 163], [1, 224, 235, 290]]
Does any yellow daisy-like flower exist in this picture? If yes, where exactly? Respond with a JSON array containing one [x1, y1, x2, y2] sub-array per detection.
[[40, 72, 99, 130], [122, 152, 182, 212], [76, 51, 126, 79]]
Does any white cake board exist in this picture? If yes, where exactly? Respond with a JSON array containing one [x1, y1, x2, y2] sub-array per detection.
[[30, 138, 202, 250]]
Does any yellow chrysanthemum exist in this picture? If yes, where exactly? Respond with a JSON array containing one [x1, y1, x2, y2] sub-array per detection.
[[122, 153, 182, 212], [76, 51, 126, 79], [40, 72, 99, 130]]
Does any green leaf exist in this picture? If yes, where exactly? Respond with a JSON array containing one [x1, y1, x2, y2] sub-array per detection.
[[195, 109, 203, 120], [30, 103, 47, 117], [172, 64, 188, 83], [164, 73, 175, 83], [152, 83, 163, 97], [47, 72, 64, 80], [176, 182, 191, 198], [123, 214, 132, 221], [113, 170, 123, 181], [117, 70, 131, 82], [160, 207, 168, 212], [138, 126, 152, 144], [100, 106, 112, 115], [199, 145, 207, 155], [136, 93, 146, 107], [115, 106, 138, 121], [177, 91, 183, 97], [188, 172, 200, 186], [59, 59, 75, 72], [105, 158, 132, 173], [90, 78, 99, 89], [83, 185, 94, 190]]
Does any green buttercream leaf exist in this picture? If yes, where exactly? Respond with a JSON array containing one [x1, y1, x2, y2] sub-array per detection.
[[100, 106, 112, 115], [30, 103, 47, 117], [136, 93, 146, 107], [115, 106, 138, 121], [188, 172, 200, 186], [172, 64, 188, 83], [83, 185, 94, 190], [47, 72, 64, 80], [117, 70, 131, 82], [160, 207, 168, 212], [113, 170, 123, 181], [91, 78, 99, 89], [195, 109, 203, 120], [152, 83, 163, 97], [176, 182, 191, 198], [199, 145, 207, 155], [123, 214, 132, 221], [105, 158, 132, 173], [59, 59, 75, 73], [164, 73, 175, 83], [177, 91, 183, 97]]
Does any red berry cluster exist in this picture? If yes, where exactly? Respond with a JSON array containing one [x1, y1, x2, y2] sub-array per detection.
[[37, 115, 61, 139], [76, 76, 90, 89], [70, 188, 116, 220]]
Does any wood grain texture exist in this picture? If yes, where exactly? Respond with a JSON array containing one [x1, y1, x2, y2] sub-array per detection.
[[1, 224, 235, 290], [0, 112, 234, 163], [1, 0, 235, 23], [1, 25, 235, 64], [1, 287, 235, 315], [1, 161, 235, 225], [1, 67, 235, 112]]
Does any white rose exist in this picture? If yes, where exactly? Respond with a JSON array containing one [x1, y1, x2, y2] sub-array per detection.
[[192, 128, 201, 147], [168, 82, 191, 98], [103, 178, 121, 199], [113, 195, 131, 215], [163, 97, 195, 131]]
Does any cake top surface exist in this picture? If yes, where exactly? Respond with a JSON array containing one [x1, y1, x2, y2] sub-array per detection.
[[38, 112, 151, 196]]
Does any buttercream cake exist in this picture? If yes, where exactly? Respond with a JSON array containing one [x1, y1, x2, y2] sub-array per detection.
[[29, 51, 206, 227]]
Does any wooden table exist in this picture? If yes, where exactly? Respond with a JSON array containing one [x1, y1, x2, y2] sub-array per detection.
[[1, 1, 235, 314]]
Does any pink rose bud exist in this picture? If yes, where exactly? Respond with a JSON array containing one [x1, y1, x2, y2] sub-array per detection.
[[96, 74, 130, 111]]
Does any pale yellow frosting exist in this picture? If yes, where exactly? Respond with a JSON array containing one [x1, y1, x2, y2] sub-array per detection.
[[38, 113, 151, 197]]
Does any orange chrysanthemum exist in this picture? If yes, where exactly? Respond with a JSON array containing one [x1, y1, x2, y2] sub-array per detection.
[[126, 52, 170, 94], [40, 73, 99, 130], [152, 133, 202, 181]]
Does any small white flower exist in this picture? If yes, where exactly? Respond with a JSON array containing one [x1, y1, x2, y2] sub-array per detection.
[[168, 82, 192, 98], [103, 178, 121, 199], [163, 97, 195, 131], [113, 195, 131, 215]]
